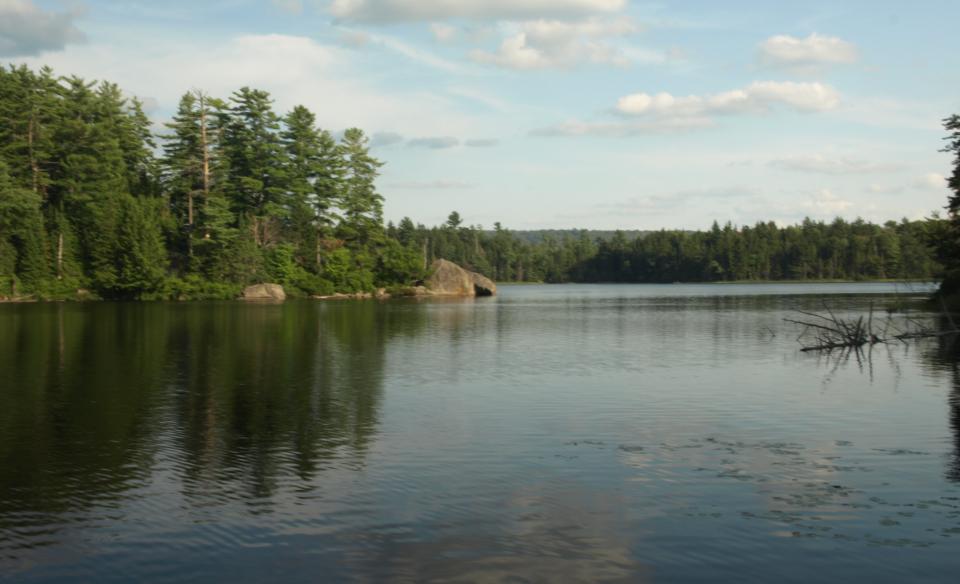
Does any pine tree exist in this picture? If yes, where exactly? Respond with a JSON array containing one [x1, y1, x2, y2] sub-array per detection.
[[337, 127, 383, 245], [162, 91, 203, 256], [223, 87, 288, 246], [281, 105, 342, 269]]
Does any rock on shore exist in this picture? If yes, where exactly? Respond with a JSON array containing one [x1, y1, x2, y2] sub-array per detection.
[[424, 259, 497, 297], [241, 283, 286, 301]]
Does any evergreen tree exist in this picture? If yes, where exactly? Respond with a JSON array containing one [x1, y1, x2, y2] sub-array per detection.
[[223, 87, 288, 246], [281, 105, 341, 269], [337, 128, 384, 245]]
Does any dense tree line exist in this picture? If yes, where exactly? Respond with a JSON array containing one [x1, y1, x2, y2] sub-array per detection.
[[0, 65, 949, 299], [0, 65, 423, 299], [390, 212, 945, 284]]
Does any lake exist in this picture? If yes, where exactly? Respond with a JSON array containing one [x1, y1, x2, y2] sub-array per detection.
[[1, 283, 958, 583]]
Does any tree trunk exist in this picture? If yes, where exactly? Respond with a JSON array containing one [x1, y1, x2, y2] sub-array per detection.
[[28, 113, 40, 195], [316, 227, 322, 270], [56, 199, 64, 280], [199, 94, 211, 205], [56, 232, 63, 280]]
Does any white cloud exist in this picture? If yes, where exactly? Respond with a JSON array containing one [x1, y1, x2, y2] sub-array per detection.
[[329, 0, 627, 23], [0, 0, 85, 56], [759, 33, 857, 67], [617, 81, 840, 119], [471, 16, 640, 69], [533, 82, 840, 138], [768, 154, 902, 175], [802, 189, 854, 214]]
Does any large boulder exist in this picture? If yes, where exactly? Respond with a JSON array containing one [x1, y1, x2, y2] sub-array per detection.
[[426, 259, 475, 296], [425, 259, 497, 297], [241, 283, 286, 301]]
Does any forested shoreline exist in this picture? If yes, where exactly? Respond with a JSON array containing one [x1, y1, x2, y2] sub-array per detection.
[[398, 213, 945, 284], [0, 65, 950, 300]]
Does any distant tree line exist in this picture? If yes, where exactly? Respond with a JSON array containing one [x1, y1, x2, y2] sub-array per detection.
[[389, 213, 946, 283], [0, 65, 951, 299]]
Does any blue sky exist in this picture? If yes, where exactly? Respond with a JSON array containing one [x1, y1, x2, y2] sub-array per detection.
[[3, 0, 957, 229]]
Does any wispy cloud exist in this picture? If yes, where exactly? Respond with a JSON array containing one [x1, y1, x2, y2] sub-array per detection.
[[759, 33, 858, 69], [465, 138, 500, 147], [408, 136, 460, 149], [329, 0, 627, 23], [801, 188, 854, 214], [768, 154, 902, 175], [371, 131, 405, 147], [530, 116, 713, 137], [916, 173, 947, 190], [349, 29, 467, 72], [616, 81, 841, 118]]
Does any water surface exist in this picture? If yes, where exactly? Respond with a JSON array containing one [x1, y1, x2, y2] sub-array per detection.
[[1, 282, 958, 583]]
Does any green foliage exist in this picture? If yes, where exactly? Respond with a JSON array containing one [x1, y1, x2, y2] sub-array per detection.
[[162, 275, 242, 300], [114, 196, 168, 298], [376, 239, 426, 286], [322, 247, 375, 292], [0, 162, 48, 291]]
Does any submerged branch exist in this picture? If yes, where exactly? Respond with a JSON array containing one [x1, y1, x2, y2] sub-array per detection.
[[785, 303, 959, 352]]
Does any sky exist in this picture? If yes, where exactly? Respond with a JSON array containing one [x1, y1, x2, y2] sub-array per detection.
[[1, 0, 957, 230]]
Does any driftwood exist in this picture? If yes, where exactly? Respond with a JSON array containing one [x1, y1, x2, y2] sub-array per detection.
[[785, 300, 959, 352]]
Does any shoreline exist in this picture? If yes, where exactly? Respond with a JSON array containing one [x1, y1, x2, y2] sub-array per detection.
[[1, 279, 940, 304]]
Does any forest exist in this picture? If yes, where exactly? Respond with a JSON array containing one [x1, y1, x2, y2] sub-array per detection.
[[395, 214, 948, 284], [0, 64, 953, 300]]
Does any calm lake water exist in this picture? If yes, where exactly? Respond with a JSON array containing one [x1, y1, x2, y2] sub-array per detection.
[[1, 282, 958, 583]]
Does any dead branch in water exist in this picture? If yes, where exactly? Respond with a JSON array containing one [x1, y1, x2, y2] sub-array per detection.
[[785, 302, 960, 352]]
